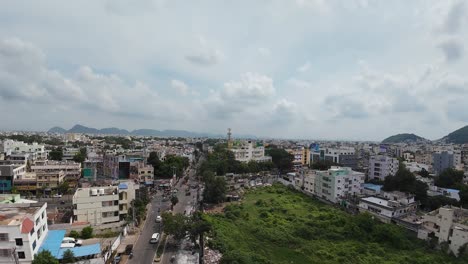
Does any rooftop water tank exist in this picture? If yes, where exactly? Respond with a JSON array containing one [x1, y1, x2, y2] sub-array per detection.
[[98, 189, 105, 195], [91, 189, 98, 196]]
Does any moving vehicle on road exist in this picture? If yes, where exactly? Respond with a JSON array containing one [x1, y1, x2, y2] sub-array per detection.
[[150, 233, 160, 244], [155, 215, 162, 223]]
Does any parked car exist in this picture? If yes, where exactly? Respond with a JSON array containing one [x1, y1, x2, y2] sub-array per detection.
[[53, 194, 62, 198], [60, 237, 83, 248]]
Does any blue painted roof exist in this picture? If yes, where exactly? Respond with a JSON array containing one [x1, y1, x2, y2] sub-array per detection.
[[39, 230, 101, 259], [118, 183, 128, 189], [445, 188, 459, 193], [58, 243, 101, 259], [363, 183, 382, 191], [39, 230, 66, 258]]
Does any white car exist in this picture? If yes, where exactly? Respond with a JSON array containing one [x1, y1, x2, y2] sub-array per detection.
[[155, 215, 162, 223], [53, 194, 62, 198], [61, 237, 83, 248], [150, 233, 160, 244]]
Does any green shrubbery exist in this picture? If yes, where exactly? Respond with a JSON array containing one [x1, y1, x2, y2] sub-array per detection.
[[205, 184, 468, 264]]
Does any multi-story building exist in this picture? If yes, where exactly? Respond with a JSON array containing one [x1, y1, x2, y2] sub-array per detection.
[[13, 172, 37, 193], [286, 147, 310, 169], [61, 148, 80, 161], [0, 140, 47, 161], [418, 206, 468, 256], [136, 164, 154, 184], [368, 155, 399, 181], [0, 164, 26, 193], [414, 152, 432, 166], [35, 170, 64, 192], [31, 160, 81, 183], [73, 181, 138, 226], [310, 147, 358, 169], [230, 141, 272, 163], [314, 166, 365, 203], [432, 151, 454, 175], [358, 192, 417, 222], [0, 203, 48, 263]]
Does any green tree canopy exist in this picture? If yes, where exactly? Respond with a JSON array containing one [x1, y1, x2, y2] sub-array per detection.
[[203, 175, 227, 204], [310, 160, 341, 171], [435, 168, 464, 189], [81, 226, 93, 239], [62, 249, 76, 264], [162, 212, 189, 240], [48, 147, 63, 161], [32, 250, 59, 264], [383, 164, 428, 202], [265, 148, 294, 173]]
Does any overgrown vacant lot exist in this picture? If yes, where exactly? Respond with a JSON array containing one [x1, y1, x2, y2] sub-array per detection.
[[204, 184, 467, 264]]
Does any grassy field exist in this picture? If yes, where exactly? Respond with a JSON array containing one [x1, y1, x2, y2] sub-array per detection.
[[204, 184, 467, 264]]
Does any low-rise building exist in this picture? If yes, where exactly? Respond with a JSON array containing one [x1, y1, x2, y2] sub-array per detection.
[[0, 202, 48, 263], [358, 192, 417, 222], [314, 166, 364, 204], [418, 206, 468, 256], [31, 160, 81, 182]]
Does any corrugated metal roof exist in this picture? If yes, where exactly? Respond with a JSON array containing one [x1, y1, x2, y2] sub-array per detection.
[[58, 243, 101, 259], [39, 230, 66, 257]]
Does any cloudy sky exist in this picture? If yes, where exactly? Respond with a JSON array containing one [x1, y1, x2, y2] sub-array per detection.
[[0, 0, 467, 141]]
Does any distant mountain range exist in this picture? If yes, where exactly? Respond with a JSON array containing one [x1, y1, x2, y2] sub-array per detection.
[[382, 125, 468, 144], [48, 124, 256, 139]]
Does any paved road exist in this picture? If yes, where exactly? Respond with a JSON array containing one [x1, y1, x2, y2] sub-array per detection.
[[161, 166, 202, 264], [128, 192, 169, 264]]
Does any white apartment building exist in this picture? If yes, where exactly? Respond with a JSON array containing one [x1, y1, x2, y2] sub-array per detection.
[[0, 140, 47, 161], [418, 206, 468, 256], [0, 203, 48, 263], [315, 167, 365, 203], [230, 141, 272, 163], [403, 161, 430, 173], [358, 192, 417, 222], [73, 181, 138, 226], [368, 155, 399, 181], [31, 160, 81, 182]]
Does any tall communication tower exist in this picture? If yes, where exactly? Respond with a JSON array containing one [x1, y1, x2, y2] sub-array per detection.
[[227, 128, 233, 149]]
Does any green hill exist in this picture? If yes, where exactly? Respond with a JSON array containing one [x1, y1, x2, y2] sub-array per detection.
[[382, 133, 427, 143], [443, 125, 468, 144]]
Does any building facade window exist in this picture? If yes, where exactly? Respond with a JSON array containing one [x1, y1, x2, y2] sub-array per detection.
[[15, 238, 23, 246], [0, 233, 8, 241], [17, 251, 25, 259]]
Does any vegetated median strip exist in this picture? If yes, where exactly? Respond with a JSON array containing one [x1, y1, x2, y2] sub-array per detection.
[[154, 233, 167, 262]]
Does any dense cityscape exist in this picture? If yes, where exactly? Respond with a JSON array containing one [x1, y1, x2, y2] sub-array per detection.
[[2, 1, 468, 263], [0, 125, 467, 263]]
